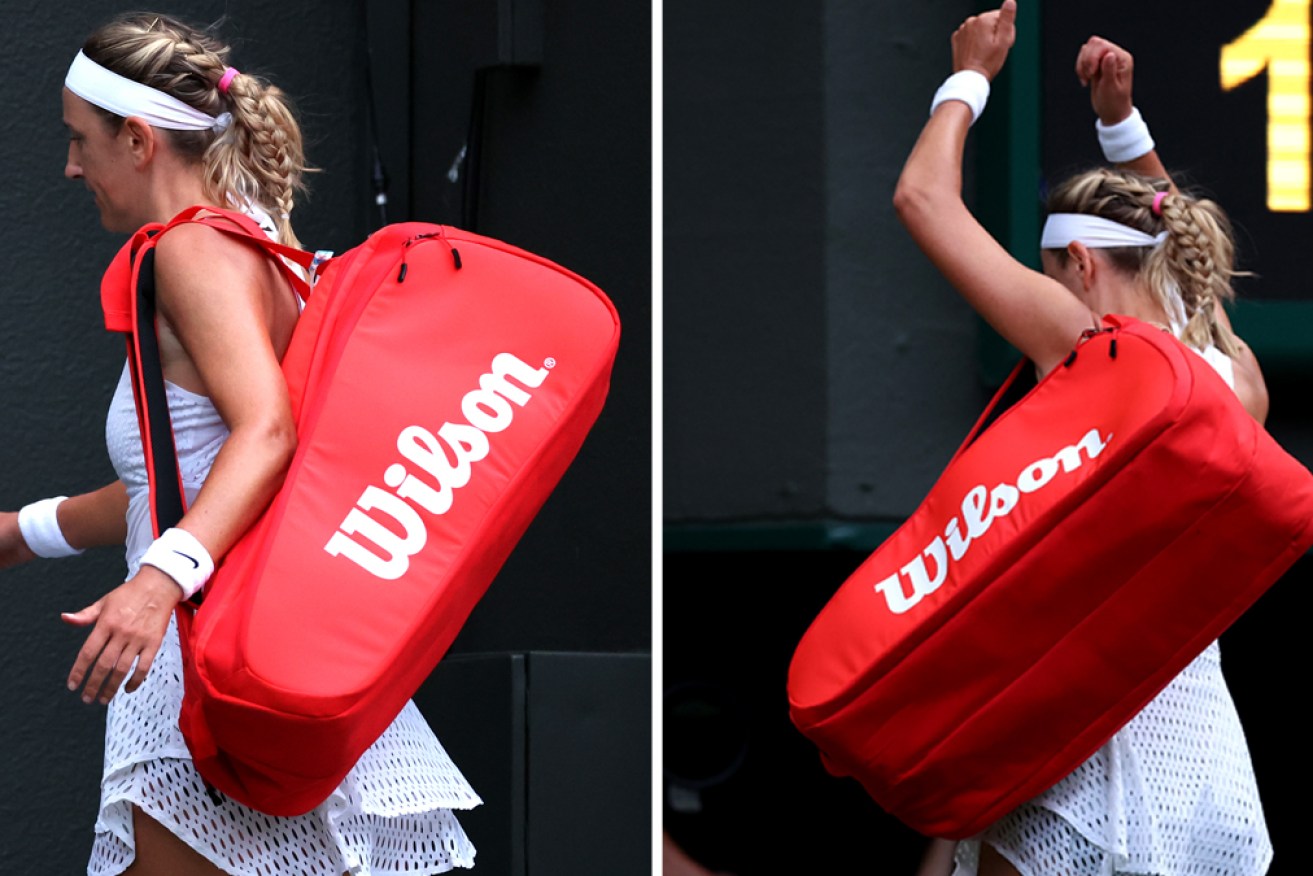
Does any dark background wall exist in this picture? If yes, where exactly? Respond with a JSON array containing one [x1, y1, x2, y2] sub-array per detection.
[[0, 0, 648, 867], [665, 5, 980, 868], [665, 0, 984, 531], [665, 2, 1313, 873]]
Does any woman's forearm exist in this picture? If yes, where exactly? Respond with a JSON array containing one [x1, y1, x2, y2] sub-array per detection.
[[0, 481, 127, 570], [893, 102, 974, 230], [173, 417, 296, 563], [58, 481, 130, 550], [1119, 150, 1175, 192]]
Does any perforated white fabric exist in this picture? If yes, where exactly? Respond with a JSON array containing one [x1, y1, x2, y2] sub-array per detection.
[[953, 644, 1270, 876], [952, 342, 1270, 876], [91, 365, 480, 875]]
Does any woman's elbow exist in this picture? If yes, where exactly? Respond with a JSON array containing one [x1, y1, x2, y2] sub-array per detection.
[[892, 175, 944, 232], [894, 179, 958, 243], [892, 178, 922, 225], [268, 420, 298, 472], [241, 416, 297, 475], [1231, 344, 1270, 426], [1244, 377, 1270, 426]]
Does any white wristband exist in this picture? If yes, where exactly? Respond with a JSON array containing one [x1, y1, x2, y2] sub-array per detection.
[[140, 527, 214, 600], [1096, 106, 1155, 164], [930, 70, 991, 125], [17, 497, 84, 558]]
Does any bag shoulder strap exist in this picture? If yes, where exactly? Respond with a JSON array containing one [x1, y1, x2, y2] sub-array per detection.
[[948, 357, 1032, 463], [129, 245, 188, 541]]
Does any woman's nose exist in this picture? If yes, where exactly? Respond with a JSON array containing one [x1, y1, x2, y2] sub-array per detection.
[[65, 145, 82, 180]]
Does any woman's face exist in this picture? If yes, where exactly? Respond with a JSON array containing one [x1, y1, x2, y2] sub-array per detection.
[[62, 88, 138, 232]]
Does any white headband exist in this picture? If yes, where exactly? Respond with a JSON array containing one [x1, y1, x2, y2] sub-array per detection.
[[65, 50, 230, 132], [1040, 213, 1167, 250]]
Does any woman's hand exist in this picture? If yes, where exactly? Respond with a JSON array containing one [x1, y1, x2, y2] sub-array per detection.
[[951, 0, 1017, 81], [62, 565, 182, 704], [1077, 36, 1135, 125], [1076, 36, 1175, 186], [0, 512, 37, 569]]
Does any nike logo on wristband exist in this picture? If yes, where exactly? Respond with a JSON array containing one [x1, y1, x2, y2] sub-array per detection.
[[173, 550, 201, 569]]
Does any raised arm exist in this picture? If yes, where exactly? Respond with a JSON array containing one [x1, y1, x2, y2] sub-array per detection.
[[893, 0, 1097, 375], [1077, 36, 1268, 423], [1076, 37, 1176, 189], [64, 224, 297, 704]]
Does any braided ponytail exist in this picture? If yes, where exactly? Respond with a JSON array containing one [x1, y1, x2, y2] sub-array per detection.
[[82, 13, 308, 248], [1045, 168, 1241, 356], [1144, 192, 1240, 356], [204, 71, 306, 247]]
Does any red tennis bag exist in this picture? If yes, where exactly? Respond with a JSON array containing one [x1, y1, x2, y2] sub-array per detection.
[[787, 317, 1313, 839], [103, 206, 620, 815]]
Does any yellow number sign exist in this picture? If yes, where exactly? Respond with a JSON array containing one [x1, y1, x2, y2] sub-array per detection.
[[1221, 0, 1311, 212]]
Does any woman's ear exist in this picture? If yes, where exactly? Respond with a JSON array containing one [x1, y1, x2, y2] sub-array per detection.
[[121, 116, 157, 169], [1066, 241, 1096, 291]]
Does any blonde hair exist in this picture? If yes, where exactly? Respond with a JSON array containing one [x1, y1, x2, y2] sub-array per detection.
[[1045, 168, 1241, 356], [82, 12, 308, 248]]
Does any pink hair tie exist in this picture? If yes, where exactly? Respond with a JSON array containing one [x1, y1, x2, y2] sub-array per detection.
[[218, 67, 240, 94], [1152, 190, 1168, 216]]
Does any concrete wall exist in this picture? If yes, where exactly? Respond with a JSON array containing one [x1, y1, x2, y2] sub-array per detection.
[[664, 0, 982, 530], [664, 8, 981, 868]]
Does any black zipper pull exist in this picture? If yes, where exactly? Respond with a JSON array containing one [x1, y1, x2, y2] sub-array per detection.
[[398, 232, 440, 282], [1068, 324, 1119, 366], [398, 231, 462, 282]]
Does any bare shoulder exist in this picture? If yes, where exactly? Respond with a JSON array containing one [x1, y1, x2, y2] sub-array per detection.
[[150, 220, 291, 329], [152, 222, 270, 288]]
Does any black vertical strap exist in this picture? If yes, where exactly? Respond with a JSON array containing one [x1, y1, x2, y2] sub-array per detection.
[[462, 69, 489, 231], [135, 249, 187, 533], [360, 0, 390, 229]]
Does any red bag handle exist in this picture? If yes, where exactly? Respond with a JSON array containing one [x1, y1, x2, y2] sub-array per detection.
[[950, 319, 1121, 462], [948, 357, 1031, 463]]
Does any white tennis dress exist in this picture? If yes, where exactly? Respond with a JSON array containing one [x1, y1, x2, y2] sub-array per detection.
[[953, 343, 1271, 876], [89, 291, 481, 872]]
